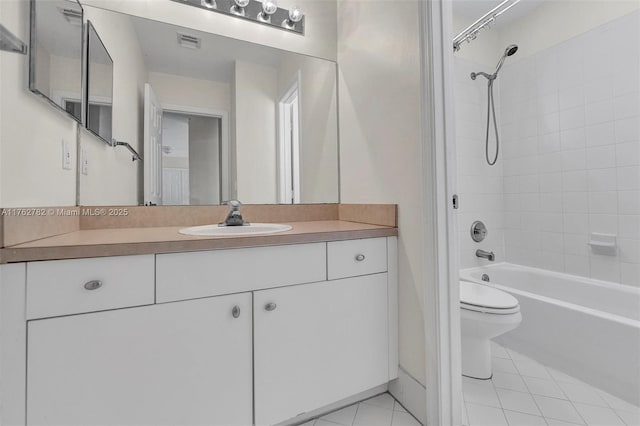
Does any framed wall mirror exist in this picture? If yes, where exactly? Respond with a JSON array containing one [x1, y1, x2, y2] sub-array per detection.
[[85, 21, 113, 145], [79, 6, 339, 206], [29, 0, 84, 122]]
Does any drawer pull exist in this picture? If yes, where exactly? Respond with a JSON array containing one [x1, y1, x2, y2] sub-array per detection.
[[265, 302, 277, 312], [83, 280, 103, 291], [355, 254, 366, 262], [232, 305, 241, 318]]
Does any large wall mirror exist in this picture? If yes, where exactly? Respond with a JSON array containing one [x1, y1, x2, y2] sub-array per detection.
[[80, 6, 339, 206], [29, 0, 84, 122], [85, 21, 113, 144]]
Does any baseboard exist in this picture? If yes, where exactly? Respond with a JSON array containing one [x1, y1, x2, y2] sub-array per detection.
[[278, 384, 389, 426], [388, 367, 427, 425]]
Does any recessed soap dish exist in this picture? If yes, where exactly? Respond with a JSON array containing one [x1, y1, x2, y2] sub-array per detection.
[[587, 233, 617, 256]]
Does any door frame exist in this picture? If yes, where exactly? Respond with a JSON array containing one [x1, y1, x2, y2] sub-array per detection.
[[277, 71, 302, 204], [419, 1, 461, 425], [162, 104, 230, 204]]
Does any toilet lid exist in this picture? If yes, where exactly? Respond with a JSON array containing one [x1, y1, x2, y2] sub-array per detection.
[[460, 280, 519, 310]]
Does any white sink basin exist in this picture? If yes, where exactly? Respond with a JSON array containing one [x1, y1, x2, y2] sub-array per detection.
[[179, 223, 292, 237]]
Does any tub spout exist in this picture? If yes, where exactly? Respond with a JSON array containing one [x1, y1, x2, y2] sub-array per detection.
[[476, 249, 495, 261]]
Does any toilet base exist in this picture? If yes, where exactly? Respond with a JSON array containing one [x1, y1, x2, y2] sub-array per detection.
[[461, 337, 492, 379]]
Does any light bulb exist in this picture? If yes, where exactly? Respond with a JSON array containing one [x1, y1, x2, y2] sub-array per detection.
[[262, 0, 277, 15], [231, 0, 250, 15], [288, 6, 303, 23], [282, 5, 302, 28], [201, 0, 216, 9], [258, 0, 277, 22]]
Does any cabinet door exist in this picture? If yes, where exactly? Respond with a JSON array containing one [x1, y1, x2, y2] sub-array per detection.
[[254, 274, 389, 425], [27, 294, 252, 426]]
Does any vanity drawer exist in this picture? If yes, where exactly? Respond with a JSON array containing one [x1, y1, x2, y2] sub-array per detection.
[[327, 237, 387, 280], [26, 255, 155, 320], [156, 242, 327, 303]]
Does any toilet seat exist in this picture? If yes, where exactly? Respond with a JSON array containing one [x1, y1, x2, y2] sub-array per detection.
[[460, 281, 520, 315]]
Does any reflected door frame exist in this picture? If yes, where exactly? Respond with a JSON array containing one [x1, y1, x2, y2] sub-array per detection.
[[277, 71, 302, 204], [162, 104, 230, 204]]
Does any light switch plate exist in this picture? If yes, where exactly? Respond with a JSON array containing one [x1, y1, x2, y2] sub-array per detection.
[[62, 139, 72, 170]]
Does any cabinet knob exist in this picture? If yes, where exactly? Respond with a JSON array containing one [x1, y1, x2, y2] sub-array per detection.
[[265, 302, 277, 312], [83, 280, 103, 291], [232, 305, 241, 318], [355, 254, 366, 262]]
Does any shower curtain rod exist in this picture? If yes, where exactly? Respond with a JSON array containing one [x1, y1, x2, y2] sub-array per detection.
[[453, 0, 521, 52]]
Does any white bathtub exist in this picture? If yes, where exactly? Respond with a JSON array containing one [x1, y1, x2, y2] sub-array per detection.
[[460, 263, 640, 405]]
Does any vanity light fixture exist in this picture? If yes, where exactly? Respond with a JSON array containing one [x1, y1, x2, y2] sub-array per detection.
[[170, 0, 304, 35], [282, 5, 303, 29], [231, 0, 250, 16], [201, 0, 216, 9], [257, 0, 278, 23]]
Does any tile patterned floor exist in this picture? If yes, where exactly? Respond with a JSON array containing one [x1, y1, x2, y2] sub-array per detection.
[[462, 342, 640, 426], [301, 393, 421, 426]]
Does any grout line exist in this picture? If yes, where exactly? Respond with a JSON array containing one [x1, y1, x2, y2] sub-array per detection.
[[351, 401, 360, 426], [542, 362, 590, 426], [611, 408, 632, 426]]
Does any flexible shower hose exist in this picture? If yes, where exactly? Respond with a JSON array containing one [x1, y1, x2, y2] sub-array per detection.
[[484, 78, 499, 166]]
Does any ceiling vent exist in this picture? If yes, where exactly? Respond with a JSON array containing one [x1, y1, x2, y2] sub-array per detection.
[[177, 33, 201, 50]]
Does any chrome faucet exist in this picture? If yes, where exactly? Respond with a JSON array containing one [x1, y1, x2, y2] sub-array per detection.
[[220, 200, 248, 226], [476, 249, 495, 261]]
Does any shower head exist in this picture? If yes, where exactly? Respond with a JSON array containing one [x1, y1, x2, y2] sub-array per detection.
[[494, 43, 518, 75]]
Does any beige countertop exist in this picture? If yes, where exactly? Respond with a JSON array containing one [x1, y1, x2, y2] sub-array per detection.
[[0, 220, 398, 263]]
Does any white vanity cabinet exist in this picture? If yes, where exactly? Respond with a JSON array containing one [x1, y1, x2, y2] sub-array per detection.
[[254, 273, 390, 426], [27, 293, 253, 426], [2, 236, 397, 426]]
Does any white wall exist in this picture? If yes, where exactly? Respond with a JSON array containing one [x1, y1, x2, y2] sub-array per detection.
[[48, 55, 85, 104], [163, 113, 190, 158], [337, 0, 426, 385], [148, 72, 231, 113], [498, 0, 640, 60], [499, 10, 640, 287], [278, 56, 339, 203], [80, 0, 337, 61], [189, 116, 220, 205], [234, 61, 278, 204], [34, 42, 51, 97], [79, 7, 149, 206], [0, 0, 77, 208]]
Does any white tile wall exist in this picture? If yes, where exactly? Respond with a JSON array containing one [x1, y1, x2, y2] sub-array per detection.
[[454, 58, 507, 269], [472, 10, 640, 287]]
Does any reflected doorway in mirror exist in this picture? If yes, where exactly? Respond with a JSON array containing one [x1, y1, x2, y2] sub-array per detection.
[[277, 72, 301, 204]]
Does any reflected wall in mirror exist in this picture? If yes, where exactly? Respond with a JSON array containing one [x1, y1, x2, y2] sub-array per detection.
[[29, 0, 84, 122], [85, 21, 113, 144], [79, 6, 339, 206]]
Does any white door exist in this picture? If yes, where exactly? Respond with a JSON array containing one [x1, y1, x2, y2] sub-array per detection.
[[144, 83, 163, 206], [254, 274, 389, 425], [278, 79, 301, 204], [27, 294, 253, 426], [162, 168, 189, 205]]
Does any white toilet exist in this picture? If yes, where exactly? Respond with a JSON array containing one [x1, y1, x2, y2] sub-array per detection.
[[460, 280, 522, 379]]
